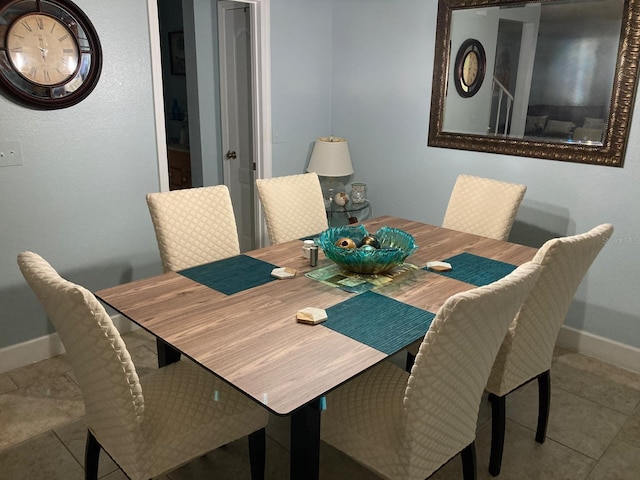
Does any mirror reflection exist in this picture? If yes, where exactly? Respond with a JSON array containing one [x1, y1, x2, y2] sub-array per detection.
[[429, 0, 640, 167], [443, 0, 623, 145]]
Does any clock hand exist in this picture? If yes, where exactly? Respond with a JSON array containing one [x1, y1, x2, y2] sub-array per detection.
[[38, 35, 48, 60]]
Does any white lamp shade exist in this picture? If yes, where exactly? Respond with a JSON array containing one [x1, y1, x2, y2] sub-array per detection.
[[307, 136, 354, 177]]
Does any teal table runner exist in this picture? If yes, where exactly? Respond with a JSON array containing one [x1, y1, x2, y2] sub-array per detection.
[[324, 291, 435, 355], [178, 255, 277, 295], [425, 252, 516, 286]]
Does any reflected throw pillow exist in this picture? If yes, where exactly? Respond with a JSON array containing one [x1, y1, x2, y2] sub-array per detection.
[[583, 117, 605, 130], [525, 115, 547, 136], [544, 120, 575, 138], [573, 127, 603, 142]]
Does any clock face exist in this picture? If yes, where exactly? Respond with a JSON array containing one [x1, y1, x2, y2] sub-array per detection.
[[0, 0, 102, 109], [7, 13, 80, 86], [454, 39, 486, 98], [462, 51, 479, 88]]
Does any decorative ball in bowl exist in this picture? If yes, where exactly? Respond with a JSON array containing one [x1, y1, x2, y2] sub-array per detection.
[[317, 225, 418, 274]]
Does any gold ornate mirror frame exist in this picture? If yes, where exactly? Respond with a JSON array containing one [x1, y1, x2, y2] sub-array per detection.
[[428, 0, 640, 167]]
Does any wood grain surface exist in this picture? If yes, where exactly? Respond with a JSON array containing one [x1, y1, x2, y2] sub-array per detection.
[[96, 216, 535, 415]]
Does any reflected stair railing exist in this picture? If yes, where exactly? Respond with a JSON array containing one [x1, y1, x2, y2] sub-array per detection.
[[491, 76, 514, 136]]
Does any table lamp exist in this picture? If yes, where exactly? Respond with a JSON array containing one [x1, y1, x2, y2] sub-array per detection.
[[307, 136, 354, 207]]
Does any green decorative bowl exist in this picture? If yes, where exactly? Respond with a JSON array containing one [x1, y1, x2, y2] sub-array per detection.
[[317, 225, 418, 274]]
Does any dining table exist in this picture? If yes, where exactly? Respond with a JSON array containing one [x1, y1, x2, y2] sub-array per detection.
[[95, 215, 536, 480]]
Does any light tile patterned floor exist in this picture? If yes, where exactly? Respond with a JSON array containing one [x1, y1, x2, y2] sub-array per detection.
[[1, 330, 639, 479]]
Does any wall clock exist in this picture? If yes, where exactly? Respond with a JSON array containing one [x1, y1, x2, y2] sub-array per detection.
[[453, 38, 486, 98], [0, 0, 102, 109]]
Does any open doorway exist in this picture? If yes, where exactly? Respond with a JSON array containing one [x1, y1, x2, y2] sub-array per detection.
[[149, 0, 273, 249], [156, 1, 191, 190], [489, 19, 523, 136]]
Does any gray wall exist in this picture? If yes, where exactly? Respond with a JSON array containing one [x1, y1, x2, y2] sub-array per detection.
[[1, 1, 163, 349], [329, 0, 640, 348], [271, 0, 333, 176], [2, 0, 639, 355]]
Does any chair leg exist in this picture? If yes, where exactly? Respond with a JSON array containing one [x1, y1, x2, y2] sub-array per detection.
[[461, 442, 477, 480], [488, 393, 506, 477], [84, 430, 101, 480], [536, 370, 551, 444], [405, 351, 415, 372], [248, 428, 266, 480]]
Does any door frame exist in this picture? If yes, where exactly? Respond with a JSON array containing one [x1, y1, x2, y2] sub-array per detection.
[[218, 0, 255, 251], [146, 0, 272, 247]]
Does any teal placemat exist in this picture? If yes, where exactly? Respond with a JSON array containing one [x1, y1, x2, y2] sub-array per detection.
[[324, 291, 435, 355], [178, 255, 277, 295], [424, 252, 516, 286]]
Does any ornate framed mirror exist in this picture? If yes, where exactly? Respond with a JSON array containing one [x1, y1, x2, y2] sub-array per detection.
[[428, 0, 640, 167]]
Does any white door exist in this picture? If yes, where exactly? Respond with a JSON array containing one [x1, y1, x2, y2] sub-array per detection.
[[219, 1, 255, 252]]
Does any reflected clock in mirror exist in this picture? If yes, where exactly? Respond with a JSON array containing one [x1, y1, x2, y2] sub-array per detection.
[[454, 38, 486, 98], [428, 0, 640, 167]]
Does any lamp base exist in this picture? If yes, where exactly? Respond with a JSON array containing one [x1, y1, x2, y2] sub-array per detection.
[[319, 177, 347, 208]]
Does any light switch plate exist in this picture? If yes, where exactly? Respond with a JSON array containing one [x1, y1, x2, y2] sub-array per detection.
[[0, 141, 23, 167]]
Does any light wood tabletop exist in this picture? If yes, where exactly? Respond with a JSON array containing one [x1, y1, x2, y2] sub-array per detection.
[[96, 215, 536, 480]]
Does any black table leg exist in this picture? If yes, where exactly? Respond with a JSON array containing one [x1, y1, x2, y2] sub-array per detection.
[[157, 338, 181, 367], [290, 398, 322, 480]]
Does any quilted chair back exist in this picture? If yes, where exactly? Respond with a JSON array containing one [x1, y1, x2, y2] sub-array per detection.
[[17, 251, 144, 475], [486, 223, 614, 396], [146, 185, 240, 272], [404, 261, 541, 479], [256, 172, 328, 244], [442, 174, 527, 241]]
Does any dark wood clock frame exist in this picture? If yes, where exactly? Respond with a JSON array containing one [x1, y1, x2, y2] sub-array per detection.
[[0, 0, 102, 109], [453, 38, 486, 98]]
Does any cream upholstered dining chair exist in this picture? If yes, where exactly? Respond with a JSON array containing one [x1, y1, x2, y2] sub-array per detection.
[[146, 185, 240, 272], [442, 174, 527, 241], [404, 174, 527, 371], [485, 223, 613, 476], [256, 172, 328, 244], [146, 185, 241, 366], [321, 261, 542, 480], [18, 251, 269, 480]]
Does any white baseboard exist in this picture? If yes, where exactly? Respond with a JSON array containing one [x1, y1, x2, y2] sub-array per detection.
[[556, 325, 640, 374], [1, 318, 638, 375], [0, 315, 138, 374]]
